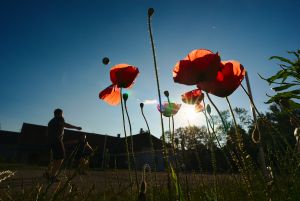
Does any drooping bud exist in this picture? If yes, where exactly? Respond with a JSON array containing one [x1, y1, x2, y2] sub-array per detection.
[[148, 8, 154, 17], [164, 90, 169, 97], [102, 57, 110, 65], [123, 93, 128, 101], [251, 124, 260, 144], [206, 104, 211, 115]]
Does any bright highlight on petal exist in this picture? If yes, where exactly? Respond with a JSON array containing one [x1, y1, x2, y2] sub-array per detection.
[[173, 49, 220, 85], [110, 64, 139, 88], [197, 60, 245, 97], [181, 89, 204, 105], [195, 101, 205, 113], [99, 84, 121, 106], [99, 63, 139, 106]]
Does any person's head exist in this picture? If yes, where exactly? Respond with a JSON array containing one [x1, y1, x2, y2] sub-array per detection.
[[54, 108, 63, 117]]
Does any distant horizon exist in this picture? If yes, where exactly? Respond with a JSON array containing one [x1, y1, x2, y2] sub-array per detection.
[[0, 121, 158, 138]]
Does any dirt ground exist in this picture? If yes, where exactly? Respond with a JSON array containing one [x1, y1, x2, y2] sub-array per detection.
[[0, 166, 235, 193]]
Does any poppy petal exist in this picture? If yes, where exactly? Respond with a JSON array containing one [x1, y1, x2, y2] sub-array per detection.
[[181, 89, 204, 105], [197, 60, 246, 97], [173, 49, 220, 85], [157, 102, 181, 117], [195, 101, 205, 113], [110, 64, 139, 88], [99, 84, 121, 105]]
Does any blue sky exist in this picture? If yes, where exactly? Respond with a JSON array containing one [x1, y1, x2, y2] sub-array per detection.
[[0, 0, 299, 138]]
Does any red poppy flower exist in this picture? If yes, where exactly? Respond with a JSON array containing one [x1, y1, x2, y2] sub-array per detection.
[[99, 84, 121, 106], [197, 60, 245, 97], [173, 49, 221, 85], [110, 64, 139, 88], [157, 102, 181, 117], [99, 63, 139, 105], [195, 101, 205, 113], [181, 89, 204, 105]]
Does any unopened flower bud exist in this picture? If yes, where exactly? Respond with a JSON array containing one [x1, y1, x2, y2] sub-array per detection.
[[164, 90, 169, 97], [123, 93, 128, 101], [102, 57, 110, 65], [148, 8, 154, 17], [140, 103, 144, 109]]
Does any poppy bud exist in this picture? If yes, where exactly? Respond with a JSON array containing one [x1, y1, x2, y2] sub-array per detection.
[[123, 93, 128, 101], [164, 90, 169, 97], [140, 103, 144, 109], [251, 125, 260, 144], [148, 8, 154, 17], [102, 57, 110, 65]]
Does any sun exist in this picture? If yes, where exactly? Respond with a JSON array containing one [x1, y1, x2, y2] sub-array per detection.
[[181, 104, 199, 121]]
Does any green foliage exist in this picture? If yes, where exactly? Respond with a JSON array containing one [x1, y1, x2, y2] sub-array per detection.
[[170, 164, 185, 201], [260, 50, 300, 110]]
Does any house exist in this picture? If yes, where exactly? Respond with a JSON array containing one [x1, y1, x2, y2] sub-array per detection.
[[0, 130, 19, 162], [0, 123, 165, 170]]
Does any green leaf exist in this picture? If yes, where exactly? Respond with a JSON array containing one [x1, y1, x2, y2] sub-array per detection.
[[170, 164, 185, 201], [266, 70, 289, 84], [206, 104, 211, 115], [287, 100, 300, 110], [287, 50, 299, 59], [269, 56, 294, 65], [265, 91, 300, 104], [272, 83, 298, 92]]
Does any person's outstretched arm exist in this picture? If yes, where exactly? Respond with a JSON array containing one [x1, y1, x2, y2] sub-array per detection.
[[64, 123, 82, 130]]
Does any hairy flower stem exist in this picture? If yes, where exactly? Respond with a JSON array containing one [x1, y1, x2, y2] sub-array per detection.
[[140, 104, 158, 189], [166, 95, 182, 201], [241, 83, 296, 173], [243, 73, 268, 178], [148, 8, 172, 201], [120, 89, 133, 193], [124, 97, 140, 192], [206, 93, 228, 131], [148, 9, 167, 161], [204, 95, 235, 172], [225, 96, 254, 200], [203, 102, 217, 198]]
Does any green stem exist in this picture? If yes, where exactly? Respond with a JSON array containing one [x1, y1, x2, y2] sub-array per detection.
[[124, 97, 139, 192], [120, 88, 133, 192], [140, 105, 158, 187], [206, 93, 228, 132], [148, 9, 172, 201], [225, 96, 254, 200]]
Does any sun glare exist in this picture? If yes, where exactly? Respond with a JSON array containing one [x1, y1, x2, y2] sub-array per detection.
[[181, 104, 199, 121]]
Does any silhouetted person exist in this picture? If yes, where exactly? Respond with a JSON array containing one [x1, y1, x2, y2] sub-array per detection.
[[45, 108, 82, 182]]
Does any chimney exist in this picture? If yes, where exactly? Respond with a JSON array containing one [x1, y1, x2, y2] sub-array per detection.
[[117, 134, 120, 138]]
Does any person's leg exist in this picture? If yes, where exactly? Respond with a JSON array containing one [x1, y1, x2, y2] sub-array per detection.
[[50, 139, 65, 179], [43, 146, 53, 179], [47, 150, 53, 173]]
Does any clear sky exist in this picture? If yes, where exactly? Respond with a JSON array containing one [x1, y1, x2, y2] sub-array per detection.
[[1, 0, 299, 138]]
